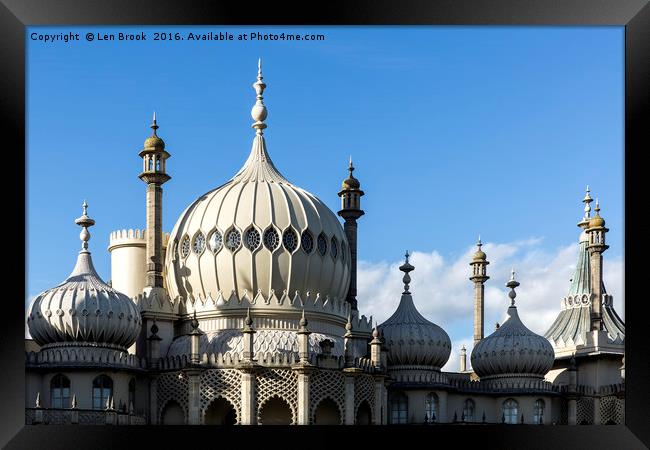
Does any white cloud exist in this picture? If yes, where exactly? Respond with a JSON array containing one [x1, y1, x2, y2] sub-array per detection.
[[356, 237, 624, 372]]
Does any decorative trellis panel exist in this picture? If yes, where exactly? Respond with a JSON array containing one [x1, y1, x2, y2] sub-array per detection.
[[354, 374, 375, 422], [255, 368, 299, 425], [157, 371, 188, 423], [600, 396, 623, 425], [576, 397, 594, 425], [309, 370, 346, 424], [200, 369, 242, 424]]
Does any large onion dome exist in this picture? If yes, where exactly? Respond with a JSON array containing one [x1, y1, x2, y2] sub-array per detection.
[[27, 203, 141, 350], [471, 271, 554, 380], [164, 60, 350, 312], [379, 253, 451, 370]]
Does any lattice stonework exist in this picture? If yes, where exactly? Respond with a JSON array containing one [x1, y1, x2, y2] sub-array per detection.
[[157, 371, 189, 423], [200, 369, 243, 424], [309, 370, 346, 424], [600, 396, 623, 425], [256, 368, 299, 425], [354, 374, 375, 422], [576, 397, 594, 425]]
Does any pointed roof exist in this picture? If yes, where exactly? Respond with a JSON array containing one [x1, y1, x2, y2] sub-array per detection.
[[471, 271, 555, 379], [26, 202, 141, 348], [379, 253, 451, 369], [544, 190, 624, 349]]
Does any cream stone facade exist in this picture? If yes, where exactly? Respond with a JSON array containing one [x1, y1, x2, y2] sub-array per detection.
[[25, 61, 624, 426]]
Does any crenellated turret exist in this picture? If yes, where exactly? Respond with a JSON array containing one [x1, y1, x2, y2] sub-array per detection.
[[108, 229, 170, 299]]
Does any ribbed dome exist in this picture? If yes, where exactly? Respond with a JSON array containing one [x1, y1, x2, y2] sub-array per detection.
[[471, 273, 554, 380], [27, 204, 141, 350], [164, 63, 350, 314], [379, 255, 451, 370]]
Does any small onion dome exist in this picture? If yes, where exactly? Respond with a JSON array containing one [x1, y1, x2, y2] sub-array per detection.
[[472, 236, 487, 261], [26, 202, 141, 350], [471, 270, 554, 380], [379, 252, 452, 369], [143, 112, 165, 149], [588, 216, 605, 228], [587, 198, 605, 228], [341, 156, 361, 190]]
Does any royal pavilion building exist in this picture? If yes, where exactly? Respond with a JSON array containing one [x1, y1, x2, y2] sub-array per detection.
[[25, 61, 625, 426]]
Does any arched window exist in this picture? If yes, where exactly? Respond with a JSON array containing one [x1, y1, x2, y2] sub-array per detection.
[[92, 375, 113, 410], [533, 399, 545, 424], [502, 398, 518, 424], [425, 393, 439, 423], [50, 374, 70, 409], [390, 393, 408, 424], [128, 378, 136, 412], [463, 398, 476, 422]]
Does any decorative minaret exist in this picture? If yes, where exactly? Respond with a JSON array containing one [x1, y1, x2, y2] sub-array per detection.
[[338, 156, 365, 311], [469, 236, 489, 347], [586, 198, 609, 331], [139, 112, 171, 289]]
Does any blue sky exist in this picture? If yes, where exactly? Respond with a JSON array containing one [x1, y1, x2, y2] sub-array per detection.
[[26, 26, 624, 365]]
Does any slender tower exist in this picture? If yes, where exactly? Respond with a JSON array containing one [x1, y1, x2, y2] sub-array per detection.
[[338, 157, 365, 311], [139, 112, 171, 289], [469, 236, 489, 346], [586, 198, 609, 331]]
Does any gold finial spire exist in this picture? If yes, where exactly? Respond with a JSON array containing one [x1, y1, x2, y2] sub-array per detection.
[[251, 58, 268, 135], [151, 111, 159, 136]]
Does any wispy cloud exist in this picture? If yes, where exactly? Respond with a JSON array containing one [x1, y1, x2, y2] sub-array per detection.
[[357, 237, 623, 372]]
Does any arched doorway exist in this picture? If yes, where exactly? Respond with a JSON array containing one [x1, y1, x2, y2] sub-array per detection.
[[314, 398, 341, 425], [204, 397, 237, 425], [161, 400, 185, 425], [356, 401, 372, 425], [259, 396, 293, 425]]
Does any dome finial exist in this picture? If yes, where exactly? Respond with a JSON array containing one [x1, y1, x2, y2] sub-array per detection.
[[251, 58, 268, 135], [506, 268, 520, 306], [191, 310, 199, 331], [582, 185, 593, 219], [399, 251, 415, 294], [151, 111, 159, 136], [74, 200, 95, 251]]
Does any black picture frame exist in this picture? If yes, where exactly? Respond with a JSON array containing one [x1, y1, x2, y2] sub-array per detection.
[[2, 1, 648, 448]]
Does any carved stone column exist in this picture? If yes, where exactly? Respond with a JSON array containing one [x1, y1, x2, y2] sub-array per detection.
[[292, 365, 315, 425], [373, 376, 385, 425], [186, 368, 202, 425], [239, 364, 258, 425], [149, 377, 159, 425], [343, 369, 359, 425]]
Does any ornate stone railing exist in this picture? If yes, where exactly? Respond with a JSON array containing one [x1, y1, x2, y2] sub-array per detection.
[[446, 376, 555, 393], [26, 346, 145, 370], [25, 408, 146, 425]]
